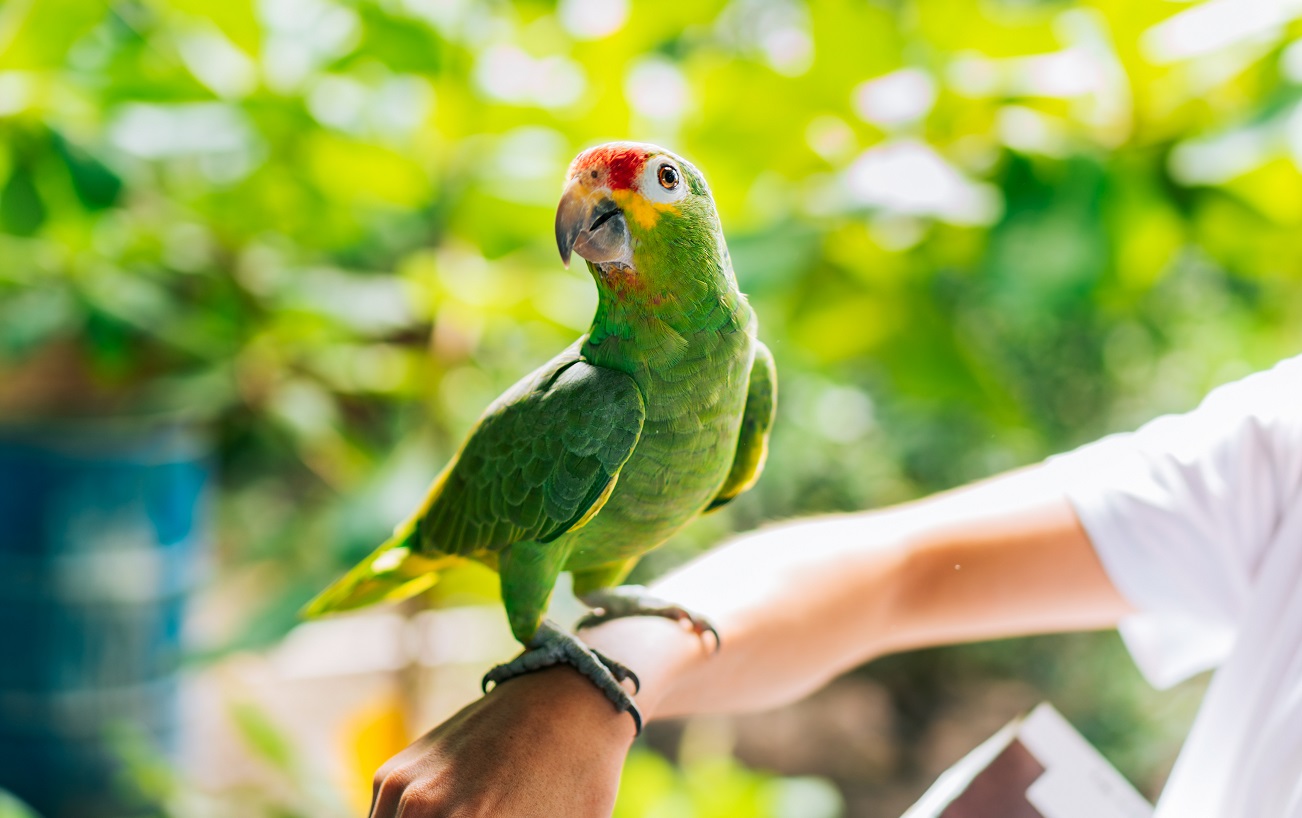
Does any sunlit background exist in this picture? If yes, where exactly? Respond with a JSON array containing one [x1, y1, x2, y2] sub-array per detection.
[[1, 0, 1300, 815]]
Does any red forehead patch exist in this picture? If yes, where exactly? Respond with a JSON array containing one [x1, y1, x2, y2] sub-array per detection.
[[575, 144, 646, 191]]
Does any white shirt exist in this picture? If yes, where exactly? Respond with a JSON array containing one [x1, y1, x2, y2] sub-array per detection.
[[1051, 355, 1302, 817]]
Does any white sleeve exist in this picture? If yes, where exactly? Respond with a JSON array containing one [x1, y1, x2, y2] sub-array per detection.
[[1048, 356, 1302, 689]]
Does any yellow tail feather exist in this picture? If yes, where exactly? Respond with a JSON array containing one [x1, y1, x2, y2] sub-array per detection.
[[301, 522, 462, 618]]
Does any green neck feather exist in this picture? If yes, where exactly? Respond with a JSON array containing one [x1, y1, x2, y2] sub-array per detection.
[[581, 204, 747, 372]]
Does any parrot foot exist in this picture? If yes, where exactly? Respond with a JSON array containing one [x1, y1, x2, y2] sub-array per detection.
[[577, 585, 721, 652], [482, 620, 643, 735]]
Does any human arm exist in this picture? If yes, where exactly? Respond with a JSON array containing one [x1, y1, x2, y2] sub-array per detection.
[[369, 460, 1130, 816], [587, 461, 1132, 719]]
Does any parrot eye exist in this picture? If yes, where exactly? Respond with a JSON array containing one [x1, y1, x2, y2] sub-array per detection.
[[640, 155, 691, 204]]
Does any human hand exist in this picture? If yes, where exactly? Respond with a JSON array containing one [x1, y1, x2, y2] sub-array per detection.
[[369, 666, 637, 817]]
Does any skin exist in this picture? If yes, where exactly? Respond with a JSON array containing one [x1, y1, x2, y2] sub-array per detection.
[[369, 460, 1132, 817]]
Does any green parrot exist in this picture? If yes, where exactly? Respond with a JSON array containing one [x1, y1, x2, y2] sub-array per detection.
[[303, 142, 776, 732]]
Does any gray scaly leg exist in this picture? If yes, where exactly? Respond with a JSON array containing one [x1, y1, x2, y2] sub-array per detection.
[[482, 619, 644, 734]]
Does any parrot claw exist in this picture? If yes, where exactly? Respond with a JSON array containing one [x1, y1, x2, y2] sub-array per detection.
[[481, 620, 643, 736], [701, 622, 722, 653], [577, 586, 722, 653], [591, 649, 640, 695]]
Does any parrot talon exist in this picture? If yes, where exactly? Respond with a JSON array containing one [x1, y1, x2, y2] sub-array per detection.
[[574, 611, 609, 631], [591, 649, 640, 695], [626, 700, 644, 735], [481, 621, 643, 736], [701, 622, 722, 654], [578, 586, 722, 654]]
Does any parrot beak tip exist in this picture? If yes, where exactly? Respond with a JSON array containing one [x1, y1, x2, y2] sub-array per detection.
[[556, 204, 578, 268]]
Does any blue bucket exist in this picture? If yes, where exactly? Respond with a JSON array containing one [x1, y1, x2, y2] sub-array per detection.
[[0, 421, 210, 818]]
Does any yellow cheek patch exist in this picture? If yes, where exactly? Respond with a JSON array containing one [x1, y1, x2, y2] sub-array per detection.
[[612, 189, 679, 230]]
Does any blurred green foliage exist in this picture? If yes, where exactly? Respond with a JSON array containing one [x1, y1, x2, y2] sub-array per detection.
[[616, 747, 843, 818], [114, 700, 354, 817], [0, 790, 40, 818], [3, 0, 1302, 808]]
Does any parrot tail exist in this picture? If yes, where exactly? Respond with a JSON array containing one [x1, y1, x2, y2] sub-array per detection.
[[300, 517, 462, 619]]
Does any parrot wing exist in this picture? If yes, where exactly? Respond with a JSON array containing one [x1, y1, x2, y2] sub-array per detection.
[[707, 340, 777, 511], [421, 354, 646, 553], [302, 350, 646, 618]]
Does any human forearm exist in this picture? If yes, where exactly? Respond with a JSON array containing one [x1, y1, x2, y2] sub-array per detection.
[[579, 514, 907, 719], [581, 463, 1132, 722]]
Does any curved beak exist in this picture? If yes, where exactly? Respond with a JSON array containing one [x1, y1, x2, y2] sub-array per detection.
[[555, 178, 627, 268]]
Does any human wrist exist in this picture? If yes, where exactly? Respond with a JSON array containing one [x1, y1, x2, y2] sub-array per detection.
[[488, 665, 640, 747], [578, 614, 715, 724]]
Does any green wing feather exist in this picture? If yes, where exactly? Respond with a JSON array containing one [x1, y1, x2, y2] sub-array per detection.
[[422, 354, 646, 553], [707, 340, 777, 511], [303, 347, 646, 618], [300, 517, 460, 618]]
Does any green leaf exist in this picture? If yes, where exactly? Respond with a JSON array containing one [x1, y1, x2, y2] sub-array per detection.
[[229, 700, 299, 776], [0, 0, 107, 69], [0, 163, 45, 235], [160, 0, 261, 52]]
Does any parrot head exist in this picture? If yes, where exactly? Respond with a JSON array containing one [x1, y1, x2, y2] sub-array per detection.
[[555, 142, 731, 303]]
